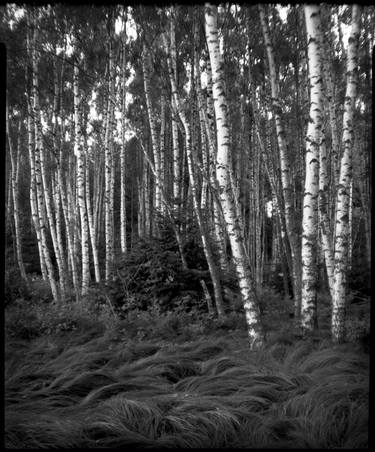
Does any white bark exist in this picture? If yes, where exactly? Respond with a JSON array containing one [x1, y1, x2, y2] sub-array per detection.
[[31, 18, 59, 302], [120, 9, 128, 254], [7, 114, 28, 282], [142, 44, 162, 230], [332, 5, 361, 343], [301, 5, 324, 333], [205, 3, 264, 348], [163, 12, 225, 317], [259, 5, 301, 317], [74, 61, 90, 295], [105, 35, 115, 280]]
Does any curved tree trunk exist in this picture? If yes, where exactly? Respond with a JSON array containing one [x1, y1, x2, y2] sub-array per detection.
[[205, 3, 264, 349]]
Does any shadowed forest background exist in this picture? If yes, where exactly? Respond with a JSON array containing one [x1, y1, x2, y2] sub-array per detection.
[[3, 3, 372, 449]]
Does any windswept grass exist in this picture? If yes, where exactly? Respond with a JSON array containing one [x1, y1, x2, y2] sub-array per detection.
[[5, 306, 369, 449]]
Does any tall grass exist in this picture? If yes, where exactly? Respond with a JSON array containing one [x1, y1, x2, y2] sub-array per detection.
[[5, 311, 369, 449]]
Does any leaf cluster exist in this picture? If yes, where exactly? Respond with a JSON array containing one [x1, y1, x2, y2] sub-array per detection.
[[107, 236, 210, 315]]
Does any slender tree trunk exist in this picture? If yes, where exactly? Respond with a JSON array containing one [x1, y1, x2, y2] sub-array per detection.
[[300, 5, 324, 334], [27, 109, 47, 281], [196, 44, 227, 271], [170, 16, 181, 220], [120, 10, 128, 254], [105, 31, 115, 280], [142, 43, 162, 234], [163, 12, 225, 317], [7, 114, 28, 282], [205, 3, 264, 349], [259, 5, 301, 319], [31, 17, 59, 302], [319, 136, 335, 301], [137, 137, 188, 270], [331, 5, 361, 343], [74, 61, 90, 295], [52, 53, 68, 298], [85, 151, 101, 284], [159, 91, 166, 218]]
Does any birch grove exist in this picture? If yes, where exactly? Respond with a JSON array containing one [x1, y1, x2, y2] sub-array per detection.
[[4, 3, 371, 347]]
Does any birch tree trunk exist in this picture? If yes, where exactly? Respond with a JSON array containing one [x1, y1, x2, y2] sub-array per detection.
[[332, 5, 361, 343], [142, 43, 162, 234], [170, 12, 181, 219], [120, 8, 128, 254], [52, 51, 68, 298], [205, 3, 264, 348], [319, 135, 335, 301], [259, 5, 301, 318], [31, 16, 59, 302], [58, 142, 79, 295], [85, 149, 100, 284], [163, 10, 225, 317], [137, 137, 188, 270], [74, 60, 90, 296], [159, 91, 166, 218], [105, 30, 115, 280], [300, 5, 324, 334], [7, 113, 28, 282], [198, 51, 228, 271]]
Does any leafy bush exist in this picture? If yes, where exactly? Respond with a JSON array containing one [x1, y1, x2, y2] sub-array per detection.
[[5, 295, 112, 340], [107, 238, 212, 315], [4, 267, 31, 306], [5, 302, 41, 340], [345, 317, 370, 345]]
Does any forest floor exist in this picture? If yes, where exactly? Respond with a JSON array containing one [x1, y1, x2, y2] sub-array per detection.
[[5, 290, 370, 449]]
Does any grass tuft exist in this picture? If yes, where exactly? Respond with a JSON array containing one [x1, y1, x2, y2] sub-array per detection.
[[5, 303, 369, 449]]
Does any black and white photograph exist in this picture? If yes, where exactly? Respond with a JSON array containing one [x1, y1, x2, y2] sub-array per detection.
[[3, 3, 372, 448]]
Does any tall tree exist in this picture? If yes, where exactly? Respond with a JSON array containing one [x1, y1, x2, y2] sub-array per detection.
[[331, 5, 361, 343], [205, 3, 264, 349], [163, 6, 225, 318], [300, 5, 324, 334], [73, 56, 90, 295], [259, 5, 301, 318]]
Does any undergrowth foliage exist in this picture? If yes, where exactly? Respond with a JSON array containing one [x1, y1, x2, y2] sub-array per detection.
[[4, 233, 370, 449], [106, 236, 216, 315], [5, 320, 369, 449]]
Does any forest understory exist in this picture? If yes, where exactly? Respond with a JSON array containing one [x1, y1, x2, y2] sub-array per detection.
[[5, 238, 370, 449]]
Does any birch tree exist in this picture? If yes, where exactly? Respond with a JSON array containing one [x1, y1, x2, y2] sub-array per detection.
[[163, 7, 225, 317], [74, 58, 90, 296], [300, 5, 324, 334], [332, 5, 361, 342], [105, 19, 115, 280], [120, 7, 128, 254], [142, 43, 162, 233], [6, 112, 27, 283], [205, 3, 264, 349], [259, 5, 301, 318], [30, 13, 59, 302]]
